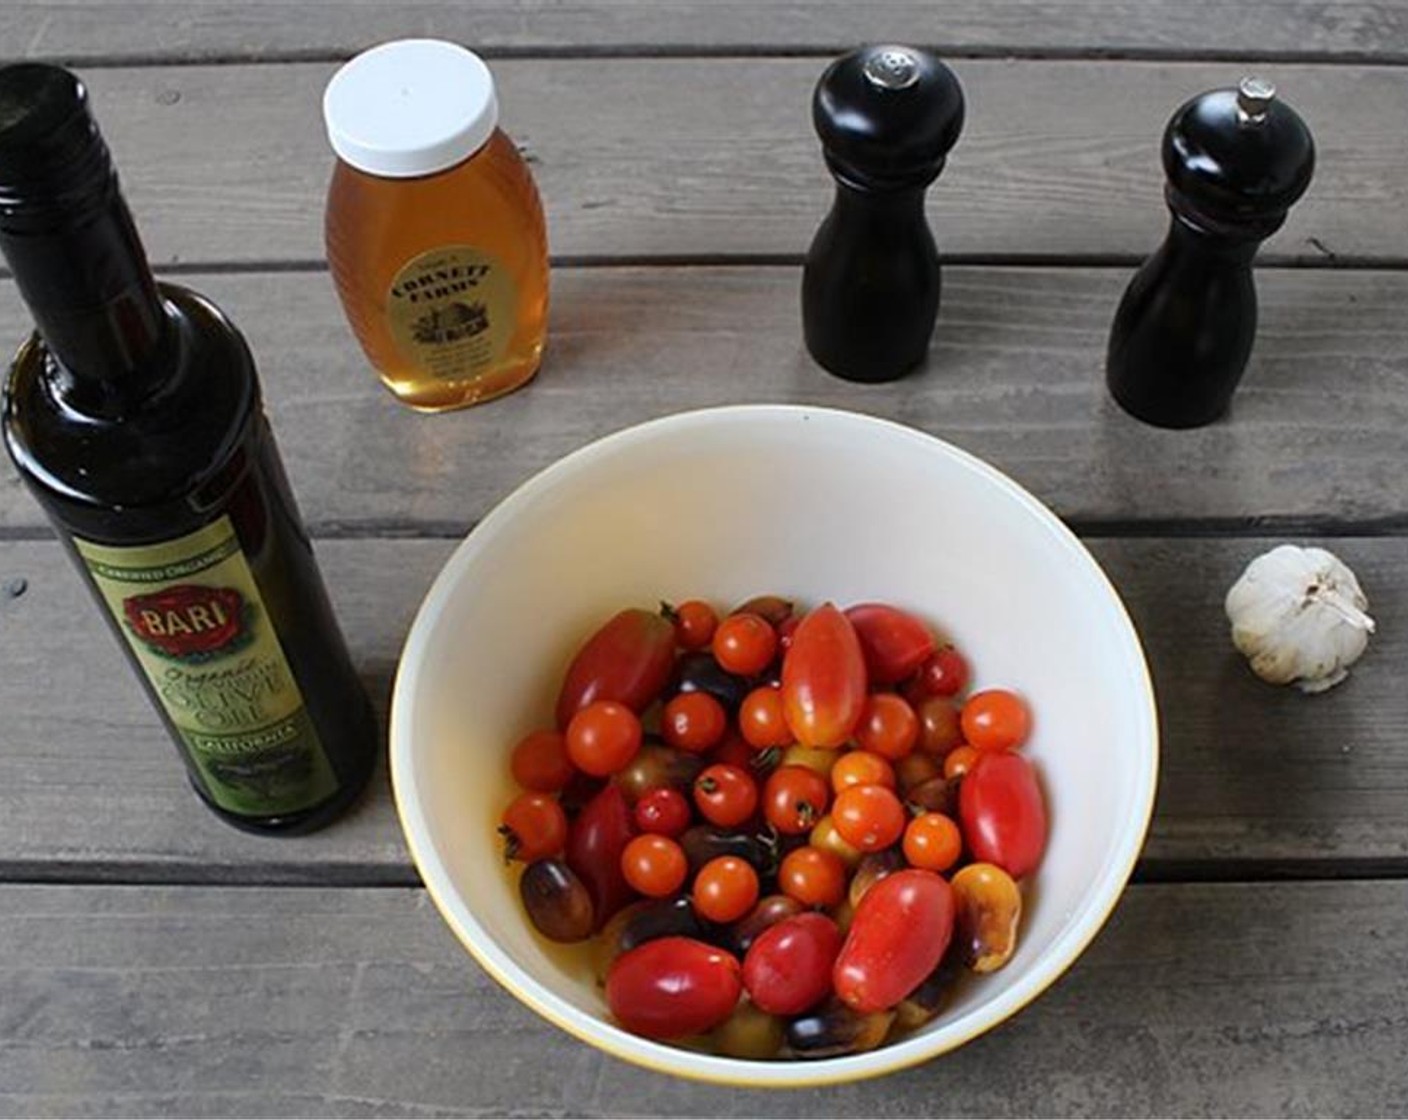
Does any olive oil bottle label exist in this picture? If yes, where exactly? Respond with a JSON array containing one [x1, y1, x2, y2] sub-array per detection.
[[387, 245, 517, 381], [74, 517, 339, 817]]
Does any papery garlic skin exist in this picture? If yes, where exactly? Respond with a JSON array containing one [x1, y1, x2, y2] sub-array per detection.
[[1225, 545, 1375, 693]]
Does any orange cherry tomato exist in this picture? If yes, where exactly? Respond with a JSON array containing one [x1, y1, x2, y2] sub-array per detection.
[[943, 745, 979, 779], [832, 784, 907, 852], [829, 750, 896, 795], [509, 728, 575, 792], [668, 599, 719, 651], [854, 694, 920, 760], [566, 700, 643, 777], [500, 792, 568, 861], [781, 603, 867, 748], [693, 763, 759, 828], [777, 846, 847, 908], [961, 689, 1032, 752], [739, 686, 793, 750], [693, 855, 760, 923], [902, 812, 963, 872], [662, 691, 727, 754], [712, 613, 778, 676], [762, 764, 832, 835], [621, 834, 689, 898]]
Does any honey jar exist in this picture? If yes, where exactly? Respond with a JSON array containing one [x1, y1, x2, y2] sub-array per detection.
[[322, 40, 548, 411]]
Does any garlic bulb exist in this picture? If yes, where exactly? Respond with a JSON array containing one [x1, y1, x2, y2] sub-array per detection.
[[1225, 545, 1375, 693]]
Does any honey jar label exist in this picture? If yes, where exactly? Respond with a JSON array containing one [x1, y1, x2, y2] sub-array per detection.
[[74, 516, 339, 818], [386, 246, 517, 381]]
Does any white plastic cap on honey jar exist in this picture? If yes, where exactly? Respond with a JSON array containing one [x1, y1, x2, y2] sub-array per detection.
[[322, 39, 499, 178]]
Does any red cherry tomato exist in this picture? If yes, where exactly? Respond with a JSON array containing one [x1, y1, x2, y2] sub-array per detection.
[[781, 603, 867, 748], [844, 603, 936, 685], [959, 750, 1047, 879], [708, 730, 756, 771], [620, 834, 689, 898], [742, 912, 842, 1016], [693, 855, 760, 923], [777, 846, 847, 908], [668, 599, 719, 651], [854, 693, 920, 760], [499, 792, 568, 861], [831, 784, 907, 852], [762, 764, 832, 835], [633, 787, 691, 838], [905, 646, 970, 701], [509, 729, 575, 792], [713, 612, 778, 676], [606, 937, 743, 1040], [565, 700, 643, 777], [739, 686, 793, 750], [693, 764, 759, 828], [961, 689, 1032, 752], [556, 608, 677, 729], [834, 869, 955, 1013], [565, 784, 636, 929], [662, 691, 728, 754]]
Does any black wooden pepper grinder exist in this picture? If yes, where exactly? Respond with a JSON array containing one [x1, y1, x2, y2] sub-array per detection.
[[1107, 77, 1315, 428], [802, 45, 965, 382]]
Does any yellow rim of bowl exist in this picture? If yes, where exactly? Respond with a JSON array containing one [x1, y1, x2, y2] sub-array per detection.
[[389, 403, 1160, 1087]]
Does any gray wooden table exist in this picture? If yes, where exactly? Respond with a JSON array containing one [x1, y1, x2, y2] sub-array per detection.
[[2, 3, 1407, 1116]]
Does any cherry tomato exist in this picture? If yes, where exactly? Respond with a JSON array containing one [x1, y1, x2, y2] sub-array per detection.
[[732, 595, 795, 626], [915, 695, 963, 756], [709, 730, 757, 771], [959, 750, 1047, 879], [661, 691, 727, 754], [762, 764, 832, 835], [613, 744, 703, 805], [961, 688, 1032, 752], [777, 614, 801, 651], [556, 608, 676, 729], [895, 750, 943, 793], [777, 846, 847, 908], [844, 603, 936, 685], [902, 812, 962, 873], [834, 869, 955, 1013], [781, 603, 867, 748], [667, 599, 718, 651], [943, 744, 979, 779], [621, 834, 689, 898], [905, 646, 970, 701], [566, 784, 637, 930], [739, 686, 793, 750], [633, 787, 691, 838], [742, 912, 843, 1016], [781, 744, 838, 779], [832, 784, 907, 852], [508, 728, 575, 792], [809, 814, 862, 868], [693, 855, 760, 923], [606, 936, 742, 1039], [830, 751, 896, 794], [855, 694, 920, 761], [566, 700, 643, 777], [693, 764, 759, 828], [499, 792, 568, 861], [713, 612, 778, 676]]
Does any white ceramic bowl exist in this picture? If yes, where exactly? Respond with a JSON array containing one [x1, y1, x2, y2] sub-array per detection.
[[391, 404, 1158, 1086]]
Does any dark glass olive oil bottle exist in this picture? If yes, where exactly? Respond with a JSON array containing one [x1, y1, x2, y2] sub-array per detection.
[[0, 63, 377, 833]]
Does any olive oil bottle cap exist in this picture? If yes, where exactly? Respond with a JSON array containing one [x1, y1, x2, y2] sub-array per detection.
[[323, 39, 499, 178]]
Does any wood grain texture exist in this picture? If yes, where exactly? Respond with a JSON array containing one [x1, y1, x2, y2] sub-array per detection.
[[2, 535, 1404, 875], [8, 59, 1399, 267], [3, 1, 1406, 62], [5, 265, 1407, 532], [1, 880, 1406, 1116]]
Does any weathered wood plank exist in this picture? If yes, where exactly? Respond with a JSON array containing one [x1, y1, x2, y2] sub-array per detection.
[[4, 266, 1407, 531], [4, 1, 1406, 63], [0, 880, 1405, 1116], [1, 535, 1404, 874], [12, 59, 1400, 266]]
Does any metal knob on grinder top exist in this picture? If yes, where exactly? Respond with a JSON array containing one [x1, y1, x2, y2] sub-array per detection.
[[1106, 77, 1315, 428], [802, 44, 965, 383]]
